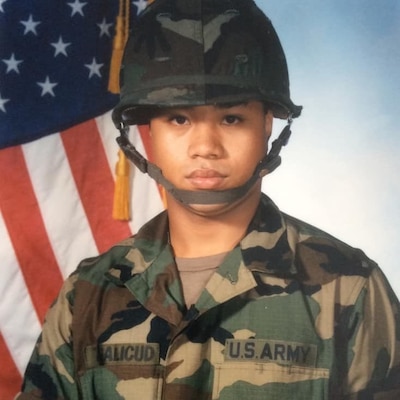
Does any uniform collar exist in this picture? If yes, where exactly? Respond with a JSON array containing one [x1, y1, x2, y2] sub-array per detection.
[[104, 194, 297, 324], [240, 193, 297, 277], [107, 193, 297, 285]]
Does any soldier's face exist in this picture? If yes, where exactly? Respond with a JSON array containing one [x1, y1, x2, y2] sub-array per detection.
[[149, 100, 272, 198]]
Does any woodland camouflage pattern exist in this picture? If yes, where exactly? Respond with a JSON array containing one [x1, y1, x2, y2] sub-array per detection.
[[18, 194, 400, 399], [112, 0, 302, 127]]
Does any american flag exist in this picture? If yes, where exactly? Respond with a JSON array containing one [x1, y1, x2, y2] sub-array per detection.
[[0, 0, 162, 398]]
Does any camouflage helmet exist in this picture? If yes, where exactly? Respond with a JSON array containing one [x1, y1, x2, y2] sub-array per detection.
[[112, 0, 302, 127]]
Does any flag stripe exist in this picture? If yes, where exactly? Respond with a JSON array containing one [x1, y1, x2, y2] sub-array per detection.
[[1, 2, 157, 397], [0, 333, 21, 399], [61, 119, 132, 253], [95, 111, 121, 181], [0, 209, 41, 375], [0, 122, 164, 398], [22, 133, 99, 278], [0, 146, 64, 323], [0, 121, 164, 397]]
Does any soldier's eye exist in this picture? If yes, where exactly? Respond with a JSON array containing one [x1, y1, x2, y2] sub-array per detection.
[[223, 115, 241, 125], [171, 115, 188, 125]]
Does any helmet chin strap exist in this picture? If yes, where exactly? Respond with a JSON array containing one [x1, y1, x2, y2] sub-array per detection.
[[116, 120, 292, 205]]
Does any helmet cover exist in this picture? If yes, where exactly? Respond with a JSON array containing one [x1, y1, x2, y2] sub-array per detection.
[[112, 0, 302, 126]]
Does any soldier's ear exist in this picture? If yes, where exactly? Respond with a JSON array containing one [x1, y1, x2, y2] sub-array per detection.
[[264, 111, 273, 140]]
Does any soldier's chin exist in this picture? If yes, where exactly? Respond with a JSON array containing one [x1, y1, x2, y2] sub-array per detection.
[[184, 201, 236, 217]]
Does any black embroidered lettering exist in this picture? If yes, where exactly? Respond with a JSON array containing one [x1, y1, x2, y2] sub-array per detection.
[[136, 345, 145, 361], [274, 344, 285, 361], [124, 345, 134, 361], [300, 346, 311, 363], [228, 341, 241, 359], [114, 346, 122, 361], [224, 339, 318, 367], [144, 345, 155, 361], [85, 343, 160, 367], [286, 345, 300, 363], [260, 343, 272, 360], [102, 346, 113, 363], [244, 342, 255, 358]]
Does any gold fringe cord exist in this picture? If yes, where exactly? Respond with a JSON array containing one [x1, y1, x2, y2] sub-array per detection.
[[113, 149, 131, 220], [108, 0, 130, 94]]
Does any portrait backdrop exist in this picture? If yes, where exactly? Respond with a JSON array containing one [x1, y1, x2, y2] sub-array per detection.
[[0, 0, 399, 398]]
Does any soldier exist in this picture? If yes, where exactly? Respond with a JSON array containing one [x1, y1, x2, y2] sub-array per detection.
[[18, 0, 400, 399]]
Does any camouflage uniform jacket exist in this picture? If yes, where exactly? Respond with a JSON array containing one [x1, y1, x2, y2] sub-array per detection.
[[19, 194, 400, 399]]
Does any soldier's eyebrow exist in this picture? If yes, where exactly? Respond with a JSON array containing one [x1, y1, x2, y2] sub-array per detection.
[[215, 102, 249, 109], [147, 102, 256, 121]]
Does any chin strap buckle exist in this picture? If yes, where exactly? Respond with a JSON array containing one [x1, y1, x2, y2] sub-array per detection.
[[263, 116, 293, 174], [116, 124, 149, 174]]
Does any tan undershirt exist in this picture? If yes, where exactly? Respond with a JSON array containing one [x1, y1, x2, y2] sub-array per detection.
[[175, 252, 228, 307]]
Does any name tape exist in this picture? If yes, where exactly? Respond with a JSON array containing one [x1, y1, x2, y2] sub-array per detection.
[[85, 343, 160, 368], [224, 339, 317, 367]]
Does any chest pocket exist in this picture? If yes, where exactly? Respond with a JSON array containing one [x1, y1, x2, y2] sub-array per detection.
[[79, 364, 165, 400], [213, 362, 329, 400], [212, 339, 329, 400], [79, 343, 164, 400]]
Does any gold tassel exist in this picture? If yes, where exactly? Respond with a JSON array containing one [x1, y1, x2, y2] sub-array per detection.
[[111, 0, 130, 220], [108, 0, 130, 94], [113, 150, 131, 220]]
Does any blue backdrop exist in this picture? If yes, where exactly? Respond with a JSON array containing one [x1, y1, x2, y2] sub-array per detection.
[[260, 0, 400, 295]]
